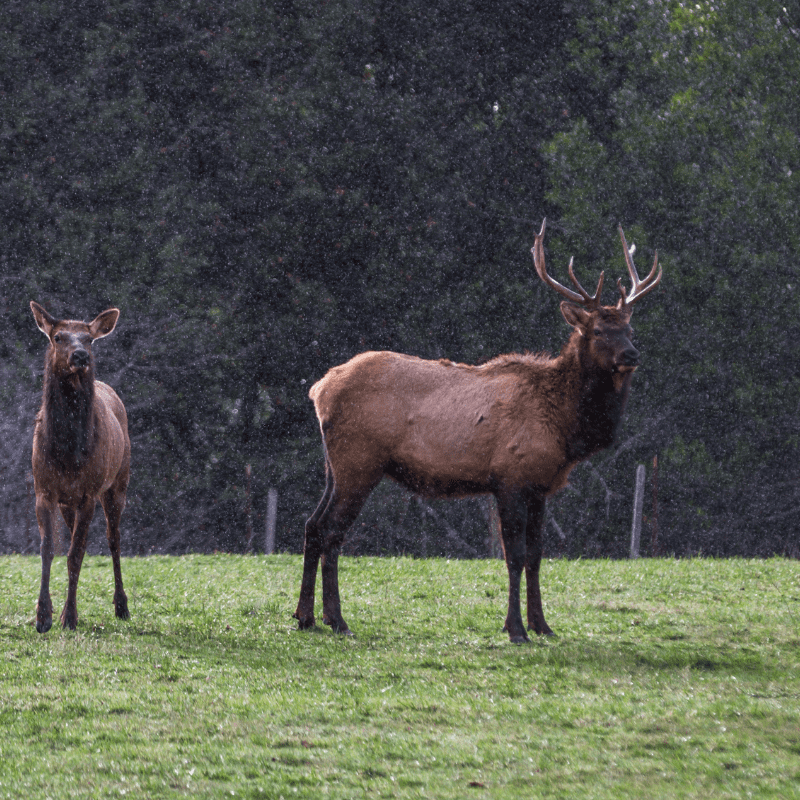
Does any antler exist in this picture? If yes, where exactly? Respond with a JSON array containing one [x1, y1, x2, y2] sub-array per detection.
[[616, 225, 662, 308], [531, 219, 604, 309]]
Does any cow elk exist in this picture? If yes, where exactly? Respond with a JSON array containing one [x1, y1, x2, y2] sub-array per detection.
[[30, 301, 131, 633], [294, 220, 662, 642]]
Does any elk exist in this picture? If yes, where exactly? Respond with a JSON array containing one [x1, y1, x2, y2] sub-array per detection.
[[30, 301, 131, 633], [294, 220, 661, 642]]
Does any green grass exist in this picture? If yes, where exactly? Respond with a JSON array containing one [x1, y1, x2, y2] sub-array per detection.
[[0, 554, 798, 799]]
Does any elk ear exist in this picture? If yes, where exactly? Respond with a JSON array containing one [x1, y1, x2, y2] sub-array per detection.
[[560, 301, 592, 334], [88, 308, 120, 340], [30, 301, 57, 338]]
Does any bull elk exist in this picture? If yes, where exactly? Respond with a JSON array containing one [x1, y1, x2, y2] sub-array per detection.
[[294, 220, 662, 642], [30, 301, 131, 633]]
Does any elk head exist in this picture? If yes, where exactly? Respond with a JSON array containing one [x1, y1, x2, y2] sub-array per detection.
[[531, 219, 662, 376], [31, 302, 120, 380]]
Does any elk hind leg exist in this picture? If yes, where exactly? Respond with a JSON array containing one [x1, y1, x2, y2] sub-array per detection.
[[294, 460, 334, 629], [101, 484, 129, 620], [34, 497, 57, 633], [319, 476, 380, 635], [60, 497, 95, 630], [525, 497, 553, 635]]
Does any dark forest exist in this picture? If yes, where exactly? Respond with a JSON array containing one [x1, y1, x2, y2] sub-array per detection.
[[1, 0, 798, 559]]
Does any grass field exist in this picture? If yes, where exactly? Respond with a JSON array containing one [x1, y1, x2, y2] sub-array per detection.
[[0, 554, 797, 799]]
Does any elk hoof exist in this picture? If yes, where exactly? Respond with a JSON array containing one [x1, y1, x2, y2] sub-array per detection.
[[35, 618, 52, 634], [294, 612, 316, 630], [528, 624, 555, 636], [323, 617, 352, 636], [60, 609, 78, 631], [509, 633, 530, 644], [36, 600, 52, 633], [115, 597, 130, 620]]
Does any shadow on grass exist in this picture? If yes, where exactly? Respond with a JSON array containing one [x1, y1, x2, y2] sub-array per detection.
[[117, 607, 780, 690]]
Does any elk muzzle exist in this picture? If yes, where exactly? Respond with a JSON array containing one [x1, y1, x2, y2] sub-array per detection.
[[616, 345, 640, 371], [70, 348, 90, 370]]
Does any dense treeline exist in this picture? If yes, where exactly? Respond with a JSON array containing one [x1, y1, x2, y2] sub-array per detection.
[[0, 0, 797, 558]]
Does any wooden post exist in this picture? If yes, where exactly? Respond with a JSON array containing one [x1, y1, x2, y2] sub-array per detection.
[[265, 488, 278, 554], [630, 463, 645, 559], [245, 464, 253, 553], [650, 454, 659, 556]]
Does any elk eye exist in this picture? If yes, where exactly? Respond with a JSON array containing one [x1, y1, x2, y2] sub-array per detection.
[[593, 328, 603, 337], [53, 334, 62, 343]]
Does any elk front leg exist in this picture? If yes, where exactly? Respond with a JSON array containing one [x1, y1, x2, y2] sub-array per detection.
[[102, 486, 129, 620], [35, 497, 56, 633], [60, 497, 95, 630], [497, 491, 529, 643], [525, 496, 553, 635]]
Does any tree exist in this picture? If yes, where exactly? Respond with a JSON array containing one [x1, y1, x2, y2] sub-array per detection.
[[544, 0, 800, 554]]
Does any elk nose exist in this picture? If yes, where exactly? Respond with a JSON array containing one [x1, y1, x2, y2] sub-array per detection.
[[620, 346, 639, 367], [71, 349, 90, 368]]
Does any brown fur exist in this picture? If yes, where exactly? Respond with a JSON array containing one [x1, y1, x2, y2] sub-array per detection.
[[294, 224, 661, 642], [30, 301, 130, 633]]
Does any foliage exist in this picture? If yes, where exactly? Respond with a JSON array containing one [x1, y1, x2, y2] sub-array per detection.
[[544, 0, 800, 556], [0, 0, 797, 556], [0, 554, 798, 798]]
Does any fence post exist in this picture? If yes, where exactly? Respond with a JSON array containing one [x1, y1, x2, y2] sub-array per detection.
[[265, 488, 278, 554], [650, 453, 659, 556], [245, 464, 253, 553], [630, 463, 646, 558]]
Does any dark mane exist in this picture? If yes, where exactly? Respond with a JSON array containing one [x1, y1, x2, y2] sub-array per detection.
[[570, 364, 632, 460], [40, 348, 96, 470]]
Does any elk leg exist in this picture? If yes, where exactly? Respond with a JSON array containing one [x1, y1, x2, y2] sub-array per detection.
[[60, 496, 95, 630], [34, 497, 56, 634], [525, 497, 553, 635], [294, 464, 334, 629], [59, 503, 76, 539], [101, 486, 129, 620], [320, 535, 347, 633], [497, 491, 530, 643], [319, 482, 377, 635]]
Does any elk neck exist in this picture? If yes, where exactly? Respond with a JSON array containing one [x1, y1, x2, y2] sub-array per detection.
[[40, 352, 97, 471], [558, 329, 634, 462]]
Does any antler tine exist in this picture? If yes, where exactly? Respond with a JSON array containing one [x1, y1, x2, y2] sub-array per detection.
[[531, 219, 603, 308], [568, 258, 604, 305], [617, 224, 663, 308]]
